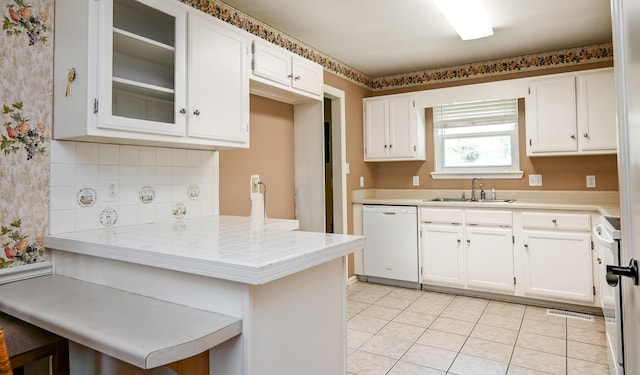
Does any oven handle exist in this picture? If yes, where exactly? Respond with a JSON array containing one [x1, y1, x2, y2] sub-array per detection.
[[593, 224, 614, 246]]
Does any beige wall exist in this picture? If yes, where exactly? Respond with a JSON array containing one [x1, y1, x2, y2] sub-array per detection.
[[219, 95, 296, 219]]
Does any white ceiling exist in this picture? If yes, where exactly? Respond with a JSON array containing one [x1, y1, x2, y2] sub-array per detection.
[[220, 0, 613, 77]]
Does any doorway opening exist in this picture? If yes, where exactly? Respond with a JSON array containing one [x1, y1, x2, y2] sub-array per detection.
[[323, 85, 347, 235]]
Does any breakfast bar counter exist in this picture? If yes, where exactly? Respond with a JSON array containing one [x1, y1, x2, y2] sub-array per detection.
[[14, 216, 364, 375]]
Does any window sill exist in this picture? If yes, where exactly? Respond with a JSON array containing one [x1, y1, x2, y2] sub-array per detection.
[[430, 171, 524, 180]]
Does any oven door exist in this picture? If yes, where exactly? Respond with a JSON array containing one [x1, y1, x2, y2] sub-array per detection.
[[593, 223, 624, 373]]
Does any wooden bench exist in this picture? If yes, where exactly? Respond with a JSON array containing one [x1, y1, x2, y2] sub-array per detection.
[[0, 275, 242, 371]]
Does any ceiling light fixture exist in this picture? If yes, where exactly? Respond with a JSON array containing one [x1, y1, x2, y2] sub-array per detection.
[[432, 0, 494, 40]]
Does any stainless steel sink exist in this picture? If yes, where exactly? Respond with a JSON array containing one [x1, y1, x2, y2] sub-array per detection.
[[423, 198, 515, 203]]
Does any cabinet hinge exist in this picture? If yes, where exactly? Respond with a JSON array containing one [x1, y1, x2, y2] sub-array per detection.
[[251, 58, 255, 71], [593, 286, 596, 296], [513, 277, 517, 285], [591, 241, 594, 250], [512, 235, 515, 244], [528, 87, 531, 95], [529, 139, 532, 146], [413, 145, 417, 152], [93, 99, 98, 114], [413, 100, 415, 108], [420, 266, 423, 275], [419, 229, 422, 238]]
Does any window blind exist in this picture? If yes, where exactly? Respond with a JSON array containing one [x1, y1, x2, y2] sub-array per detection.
[[433, 98, 518, 128]]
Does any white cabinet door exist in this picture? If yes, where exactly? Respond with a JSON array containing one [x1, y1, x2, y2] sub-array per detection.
[[421, 224, 465, 287], [521, 230, 594, 302], [388, 96, 417, 159], [98, 0, 187, 135], [526, 75, 578, 154], [291, 54, 323, 95], [577, 69, 617, 152], [187, 12, 249, 144], [465, 226, 514, 293], [252, 41, 291, 87], [364, 98, 389, 160]]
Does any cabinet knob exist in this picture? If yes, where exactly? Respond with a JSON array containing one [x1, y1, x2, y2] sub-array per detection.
[[524, 244, 529, 249], [552, 219, 557, 224], [570, 134, 576, 139], [457, 239, 461, 243], [584, 133, 589, 138], [466, 239, 471, 244], [179, 108, 186, 114], [294, 75, 301, 80], [193, 110, 201, 116], [287, 74, 294, 79], [389, 144, 393, 149], [597, 257, 602, 264]]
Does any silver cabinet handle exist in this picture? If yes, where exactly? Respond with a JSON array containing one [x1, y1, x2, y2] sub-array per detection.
[[287, 74, 294, 79], [584, 133, 589, 138], [193, 110, 201, 115], [294, 75, 301, 80], [179, 108, 186, 114], [552, 219, 557, 224], [570, 134, 576, 139], [524, 244, 529, 249], [457, 239, 461, 243]]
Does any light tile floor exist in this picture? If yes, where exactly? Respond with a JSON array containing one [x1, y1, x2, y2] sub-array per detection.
[[346, 281, 612, 375]]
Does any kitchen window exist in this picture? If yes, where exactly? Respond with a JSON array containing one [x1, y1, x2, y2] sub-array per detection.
[[431, 98, 523, 179]]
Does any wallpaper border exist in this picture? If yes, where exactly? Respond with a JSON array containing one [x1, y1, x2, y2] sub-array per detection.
[[183, 0, 613, 91]]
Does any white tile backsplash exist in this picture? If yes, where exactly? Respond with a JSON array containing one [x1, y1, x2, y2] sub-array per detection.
[[49, 141, 219, 234]]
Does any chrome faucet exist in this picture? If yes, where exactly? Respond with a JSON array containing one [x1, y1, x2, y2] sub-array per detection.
[[471, 177, 481, 201]]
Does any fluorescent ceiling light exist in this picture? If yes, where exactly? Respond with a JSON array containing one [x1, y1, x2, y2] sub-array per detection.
[[433, 0, 494, 40]]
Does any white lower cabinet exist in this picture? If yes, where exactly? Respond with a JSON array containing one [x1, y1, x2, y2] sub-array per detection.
[[421, 223, 465, 287], [420, 208, 514, 294], [465, 226, 514, 293], [515, 211, 595, 304]]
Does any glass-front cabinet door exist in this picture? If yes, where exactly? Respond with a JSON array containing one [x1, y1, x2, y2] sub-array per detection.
[[98, 0, 186, 135]]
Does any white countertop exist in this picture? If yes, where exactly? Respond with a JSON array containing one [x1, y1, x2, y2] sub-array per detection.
[[352, 189, 620, 217], [0, 275, 242, 369], [45, 216, 365, 285]]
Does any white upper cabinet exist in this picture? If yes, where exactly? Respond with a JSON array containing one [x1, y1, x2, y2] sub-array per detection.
[[363, 95, 426, 161], [53, 0, 250, 149], [250, 39, 323, 104], [525, 68, 616, 156], [577, 69, 617, 152]]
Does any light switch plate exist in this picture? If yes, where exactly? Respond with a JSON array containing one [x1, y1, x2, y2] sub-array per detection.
[[412, 176, 420, 186], [586, 175, 596, 188], [359, 176, 364, 187]]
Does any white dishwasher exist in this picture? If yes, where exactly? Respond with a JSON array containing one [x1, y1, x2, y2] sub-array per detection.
[[363, 205, 419, 283]]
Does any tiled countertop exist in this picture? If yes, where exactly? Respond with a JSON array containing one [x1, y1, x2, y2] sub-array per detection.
[[45, 216, 365, 285], [352, 189, 620, 217]]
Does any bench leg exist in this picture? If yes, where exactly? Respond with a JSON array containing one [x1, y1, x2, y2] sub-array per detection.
[[51, 340, 70, 375]]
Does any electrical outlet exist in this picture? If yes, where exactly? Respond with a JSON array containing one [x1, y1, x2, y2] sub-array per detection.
[[412, 176, 420, 186], [105, 180, 119, 202], [250, 175, 260, 193], [586, 175, 596, 188], [528, 174, 543, 186], [359, 176, 364, 187]]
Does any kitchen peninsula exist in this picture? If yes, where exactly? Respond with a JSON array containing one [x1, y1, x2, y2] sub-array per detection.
[[1, 216, 364, 374]]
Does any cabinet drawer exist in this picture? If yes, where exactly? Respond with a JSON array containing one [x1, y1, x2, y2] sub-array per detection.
[[420, 208, 463, 224], [521, 212, 591, 231], [466, 209, 512, 227]]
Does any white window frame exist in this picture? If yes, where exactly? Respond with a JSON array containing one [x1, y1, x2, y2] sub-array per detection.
[[430, 98, 523, 179]]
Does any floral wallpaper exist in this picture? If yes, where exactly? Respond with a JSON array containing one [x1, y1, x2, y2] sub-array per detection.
[[0, 0, 51, 268]]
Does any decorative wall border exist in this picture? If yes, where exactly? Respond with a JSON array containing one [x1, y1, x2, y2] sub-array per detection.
[[183, 1, 612, 91]]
